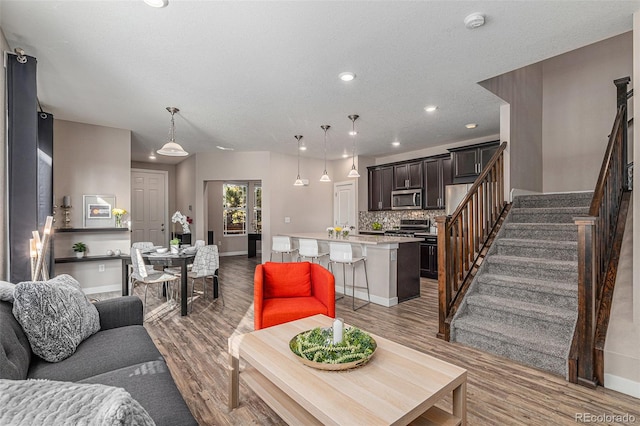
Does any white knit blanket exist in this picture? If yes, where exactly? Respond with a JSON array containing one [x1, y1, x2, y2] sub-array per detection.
[[0, 379, 156, 426]]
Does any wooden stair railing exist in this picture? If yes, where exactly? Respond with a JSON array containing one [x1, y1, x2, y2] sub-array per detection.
[[436, 141, 508, 341], [570, 77, 631, 387]]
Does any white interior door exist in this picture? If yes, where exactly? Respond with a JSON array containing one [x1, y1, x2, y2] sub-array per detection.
[[131, 169, 168, 246], [334, 181, 356, 228]]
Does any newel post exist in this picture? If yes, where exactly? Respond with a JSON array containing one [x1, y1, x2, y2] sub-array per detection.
[[574, 216, 598, 388], [436, 215, 451, 341]]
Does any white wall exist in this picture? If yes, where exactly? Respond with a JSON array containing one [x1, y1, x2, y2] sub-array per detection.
[[542, 32, 633, 192], [0, 28, 9, 280], [53, 120, 131, 293]]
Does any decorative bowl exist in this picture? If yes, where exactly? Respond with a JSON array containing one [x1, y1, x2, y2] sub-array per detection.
[[155, 247, 168, 254], [289, 327, 376, 371]]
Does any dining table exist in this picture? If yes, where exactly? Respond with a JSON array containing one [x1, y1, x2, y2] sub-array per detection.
[[121, 251, 197, 316]]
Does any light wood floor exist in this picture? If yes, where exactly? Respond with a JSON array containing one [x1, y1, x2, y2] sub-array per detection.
[[110, 256, 639, 425]]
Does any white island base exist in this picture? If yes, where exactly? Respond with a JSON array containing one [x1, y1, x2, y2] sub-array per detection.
[[283, 233, 421, 307]]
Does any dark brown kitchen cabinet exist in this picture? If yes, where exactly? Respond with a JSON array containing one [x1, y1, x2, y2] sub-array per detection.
[[420, 236, 438, 279], [393, 161, 423, 190], [368, 166, 393, 211], [449, 141, 499, 184], [423, 154, 452, 209]]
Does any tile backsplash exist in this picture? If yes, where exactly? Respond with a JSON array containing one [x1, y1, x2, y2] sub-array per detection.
[[359, 210, 445, 231]]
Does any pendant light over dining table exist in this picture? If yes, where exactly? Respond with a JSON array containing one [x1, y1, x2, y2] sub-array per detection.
[[157, 107, 189, 157], [320, 125, 331, 182], [347, 114, 360, 178], [294, 135, 304, 186]]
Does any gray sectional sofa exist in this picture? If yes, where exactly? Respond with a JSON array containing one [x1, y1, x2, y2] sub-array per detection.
[[0, 296, 197, 426]]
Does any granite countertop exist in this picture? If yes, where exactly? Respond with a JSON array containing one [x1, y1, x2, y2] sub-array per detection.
[[283, 232, 423, 245]]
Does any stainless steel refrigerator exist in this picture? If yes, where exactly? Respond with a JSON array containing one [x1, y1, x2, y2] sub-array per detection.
[[445, 184, 473, 216]]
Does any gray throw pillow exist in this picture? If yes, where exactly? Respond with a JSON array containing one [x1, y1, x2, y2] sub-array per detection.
[[12, 274, 100, 362], [0, 378, 156, 425], [0, 280, 15, 302]]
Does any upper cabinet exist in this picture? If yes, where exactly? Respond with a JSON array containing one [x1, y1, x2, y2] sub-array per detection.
[[423, 155, 452, 209], [393, 161, 423, 190], [368, 166, 393, 211], [449, 141, 499, 184]]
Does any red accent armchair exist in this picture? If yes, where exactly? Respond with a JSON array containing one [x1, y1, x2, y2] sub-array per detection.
[[254, 262, 335, 330]]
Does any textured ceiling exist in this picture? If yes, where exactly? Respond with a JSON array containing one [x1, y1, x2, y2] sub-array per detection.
[[1, 1, 639, 164]]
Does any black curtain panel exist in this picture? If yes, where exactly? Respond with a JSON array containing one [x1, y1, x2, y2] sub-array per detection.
[[38, 111, 55, 273], [7, 53, 48, 283]]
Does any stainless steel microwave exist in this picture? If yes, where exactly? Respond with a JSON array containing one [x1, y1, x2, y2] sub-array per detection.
[[391, 189, 422, 210]]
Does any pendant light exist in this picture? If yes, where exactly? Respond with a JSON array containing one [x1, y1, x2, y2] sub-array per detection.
[[320, 125, 331, 182], [294, 135, 304, 186], [347, 114, 360, 178], [157, 107, 189, 157]]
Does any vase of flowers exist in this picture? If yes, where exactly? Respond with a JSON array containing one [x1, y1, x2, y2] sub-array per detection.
[[112, 208, 127, 228], [334, 227, 343, 238], [327, 227, 334, 238]]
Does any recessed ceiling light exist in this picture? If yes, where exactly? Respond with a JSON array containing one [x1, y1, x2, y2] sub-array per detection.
[[465, 123, 478, 129], [424, 105, 438, 113], [349, 130, 358, 136], [299, 145, 307, 151], [392, 141, 401, 147], [342, 153, 349, 158], [216, 145, 234, 151], [144, 0, 168, 8], [339, 72, 356, 82], [148, 152, 156, 160], [464, 13, 485, 29]]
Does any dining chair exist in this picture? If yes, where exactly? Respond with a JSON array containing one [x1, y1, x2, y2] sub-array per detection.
[[270, 236, 298, 262], [297, 239, 329, 264], [328, 242, 370, 311], [130, 248, 180, 320], [188, 245, 222, 311]]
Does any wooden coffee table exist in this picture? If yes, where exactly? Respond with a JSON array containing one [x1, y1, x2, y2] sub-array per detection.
[[228, 315, 466, 425]]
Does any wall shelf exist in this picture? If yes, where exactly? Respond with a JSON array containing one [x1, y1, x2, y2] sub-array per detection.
[[55, 255, 122, 264], [55, 227, 129, 233]]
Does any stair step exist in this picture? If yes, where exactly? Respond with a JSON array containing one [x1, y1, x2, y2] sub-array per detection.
[[452, 315, 568, 377], [496, 238, 578, 261], [502, 223, 578, 241], [477, 274, 577, 309], [486, 255, 578, 282], [464, 294, 576, 337], [514, 192, 593, 209], [509, 206, 589, 224]]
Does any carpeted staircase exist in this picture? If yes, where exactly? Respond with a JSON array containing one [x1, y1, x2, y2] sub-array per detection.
[[450, 192, 593, 378]]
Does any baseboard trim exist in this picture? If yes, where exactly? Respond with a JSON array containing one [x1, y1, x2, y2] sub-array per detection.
[[220, 251, 248, 257], [604, 373, 640, 398], [82, 284, 121, 295], [336, 288, 398, 307]]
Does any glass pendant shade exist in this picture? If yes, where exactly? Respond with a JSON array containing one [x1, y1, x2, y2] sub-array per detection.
[[320, 125, 331, 182], [157, 107, 189, 157], [347, 115, 360, 178], [294, 135, 304, 186]]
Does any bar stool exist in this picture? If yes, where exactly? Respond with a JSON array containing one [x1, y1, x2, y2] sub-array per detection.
[[328, 242, 370, 311], [270, 236, 298, 262], [297, 239, 328, 264]]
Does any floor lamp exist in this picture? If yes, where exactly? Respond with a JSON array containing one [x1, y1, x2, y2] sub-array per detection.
[[31, 216, 53, 281]]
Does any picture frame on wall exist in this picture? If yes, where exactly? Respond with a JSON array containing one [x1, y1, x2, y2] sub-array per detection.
[[83, 195, 116, 228]]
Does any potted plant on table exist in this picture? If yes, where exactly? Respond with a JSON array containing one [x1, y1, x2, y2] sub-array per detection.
[[170, 238, 180, 254], [72, 242, 87, 258]]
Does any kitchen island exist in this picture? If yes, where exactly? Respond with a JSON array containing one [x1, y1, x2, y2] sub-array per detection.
[[282, 233, 422, 307]]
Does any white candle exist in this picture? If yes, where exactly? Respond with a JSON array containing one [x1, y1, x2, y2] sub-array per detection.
[[333, 318, 344, 345]]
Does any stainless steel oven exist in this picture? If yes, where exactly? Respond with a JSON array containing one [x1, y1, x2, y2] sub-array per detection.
[[391, 189, 422, 210]]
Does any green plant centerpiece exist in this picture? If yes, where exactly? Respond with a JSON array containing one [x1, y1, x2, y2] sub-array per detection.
[[289, 326, 377, 371], [170, 238, 180, 246]]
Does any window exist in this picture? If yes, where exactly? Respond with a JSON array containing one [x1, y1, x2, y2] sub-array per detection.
[[223, 183, 247, 235], [253, 185, 262, 232]]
